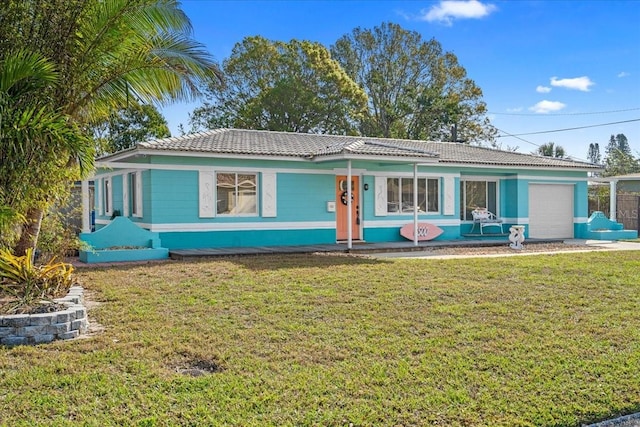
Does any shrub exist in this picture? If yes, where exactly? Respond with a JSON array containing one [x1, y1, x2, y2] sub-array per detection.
[[0, 248, 76, 314]]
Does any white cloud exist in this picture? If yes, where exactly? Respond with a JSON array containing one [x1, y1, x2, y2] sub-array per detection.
[[419, 1, 497, 25], [618, 71, 630, 78], [550, 76, 594, 92], [529, 100, 566, 114], [536, 85, 552, 93]]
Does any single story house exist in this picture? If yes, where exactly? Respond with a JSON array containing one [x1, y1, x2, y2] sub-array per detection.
[[81, 128, 604, 250]]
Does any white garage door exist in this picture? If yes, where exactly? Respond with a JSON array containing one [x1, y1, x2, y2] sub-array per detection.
[[529, 184, 574, 238]]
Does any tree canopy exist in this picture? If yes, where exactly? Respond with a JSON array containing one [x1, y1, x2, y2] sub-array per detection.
[[535, 142, 566, 158], [603, 134, 639, 177], [331, 22, 497, 144], [92, 103, 171, 155], [190, 36, 368, 134]]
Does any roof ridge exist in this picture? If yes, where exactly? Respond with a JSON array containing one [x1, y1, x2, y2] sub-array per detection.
[[366, 140, 439, 157]]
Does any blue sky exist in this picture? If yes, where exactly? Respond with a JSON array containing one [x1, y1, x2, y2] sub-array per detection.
[[162, 0, 640, 161]]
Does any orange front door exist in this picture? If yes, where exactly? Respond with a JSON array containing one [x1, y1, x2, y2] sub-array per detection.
[[336, 176, 360, 241]]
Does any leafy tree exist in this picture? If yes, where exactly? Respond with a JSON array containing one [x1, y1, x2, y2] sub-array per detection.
[[587, 142, 602, 164], [603, 133, 639, 177], [0, 0, 221, 255], [93, 103, 171, 155], [535, 142, 566, 158], [190, 36, 368, 134], [331, 22, 497, 144]]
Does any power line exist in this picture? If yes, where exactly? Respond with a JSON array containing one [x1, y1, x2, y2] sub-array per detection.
[[496, 118, 640, 138], [490, 107, 640, 116], [495, 127, 594, 163]]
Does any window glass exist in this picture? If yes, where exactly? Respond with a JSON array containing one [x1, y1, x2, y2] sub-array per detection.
[[104, 179, 111, 214], [427, 179, 439, 212], [217, 173, 257, 215], [460, 180, 497, 220], [401, 178, 414, 213], [387, 178, 400, 212], [130, 173, 137, 215], [387, 177, 439, 214]]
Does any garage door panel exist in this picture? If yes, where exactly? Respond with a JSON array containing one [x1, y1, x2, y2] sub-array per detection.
[[529, 184, 574, 238]]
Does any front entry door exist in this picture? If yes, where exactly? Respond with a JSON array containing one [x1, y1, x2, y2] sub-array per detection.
[[336, 176, 360, 241]]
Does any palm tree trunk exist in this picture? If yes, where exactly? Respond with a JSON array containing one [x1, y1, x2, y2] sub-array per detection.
[[13, 207, 43, 257]]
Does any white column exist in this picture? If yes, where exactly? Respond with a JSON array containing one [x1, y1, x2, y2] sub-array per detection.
[[610, 180, 617, 221], [347, 160, 352, 250], [413, 163, 418, 247], [81, 180, 90, 233]]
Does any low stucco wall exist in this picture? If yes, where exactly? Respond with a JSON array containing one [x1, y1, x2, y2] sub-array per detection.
[[0, 286, 89, 346]]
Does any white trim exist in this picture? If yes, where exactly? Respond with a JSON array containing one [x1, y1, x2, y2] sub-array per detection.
[[122, 175, 129, 217], [261, 172, 277, 217], [133, 171, 143, 217], [445, 162, 596, 172], [96, 218, 462, 232], [81, 180, 90, 233], [137, 221, 336, 232], [103, 177, 113, 216], [198, 171, 216, 218], [97, 178, 103, 216], [368, 171, 458, 179], [93, 162, 343, 177], [512, 175, 590, 182], [497, 218, 529, 224], [366, 219, 461, 228]]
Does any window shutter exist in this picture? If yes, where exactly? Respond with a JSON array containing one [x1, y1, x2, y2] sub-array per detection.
[[122, 175, 129, 217], [261, 172, 277, 217], [198, 171, 215, 218], [135, 171, 143, 217], [444, 176, 455, 215], [374, 176, 387, 217]]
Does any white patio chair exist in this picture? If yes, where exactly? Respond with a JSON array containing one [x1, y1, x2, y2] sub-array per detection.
[[471, 208, 504, 235]]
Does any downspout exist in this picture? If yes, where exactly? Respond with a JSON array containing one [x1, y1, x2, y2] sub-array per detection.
[[81, 180, 91, 233], [610, 179, 617, 221], [413, 163, 418, 246], [347, 159, 353, 250]]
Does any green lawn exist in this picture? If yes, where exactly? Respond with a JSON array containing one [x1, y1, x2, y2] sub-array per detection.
[[1, 251, 639, 426]]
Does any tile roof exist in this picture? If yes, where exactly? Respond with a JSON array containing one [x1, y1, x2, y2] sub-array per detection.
[[129, 128, 598, 169]]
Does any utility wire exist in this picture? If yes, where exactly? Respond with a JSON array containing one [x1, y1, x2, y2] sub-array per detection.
[[495, 127, 594, 163], [490, 107, 640, 116], [496, 118, 640, 138]]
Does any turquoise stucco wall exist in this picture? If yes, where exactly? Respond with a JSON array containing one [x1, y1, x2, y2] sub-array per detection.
[[90, 157, 592, 248]]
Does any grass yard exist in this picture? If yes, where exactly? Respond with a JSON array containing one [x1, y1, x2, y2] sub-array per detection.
[[1, 251, 639, 426]]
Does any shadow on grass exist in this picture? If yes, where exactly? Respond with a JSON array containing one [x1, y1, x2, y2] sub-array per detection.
[[197, 252, 393, 271]]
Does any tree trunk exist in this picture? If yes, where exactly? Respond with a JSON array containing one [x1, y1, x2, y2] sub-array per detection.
[[13, 207, 44, 257]]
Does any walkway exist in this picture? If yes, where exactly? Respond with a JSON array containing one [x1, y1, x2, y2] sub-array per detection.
[[169, 238, 564, 260]]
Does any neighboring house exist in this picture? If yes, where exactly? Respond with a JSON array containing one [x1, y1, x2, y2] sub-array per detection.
[[592, 173, 640, 231], [82, 128, 602, 250]]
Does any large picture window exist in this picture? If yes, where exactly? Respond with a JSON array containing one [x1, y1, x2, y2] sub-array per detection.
[[216, 173, 257, 215], [460, 180, 497, 220], [387, 177, 439, 214]]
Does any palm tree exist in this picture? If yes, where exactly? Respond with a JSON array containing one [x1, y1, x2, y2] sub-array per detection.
[[1, 0, 221, 255], [536, 142, 566, 158], [0, 51, 94, 250]]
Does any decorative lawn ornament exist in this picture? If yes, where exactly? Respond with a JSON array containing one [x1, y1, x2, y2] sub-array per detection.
[[400, 223, 444, 241], [509, 225, 526, 250]]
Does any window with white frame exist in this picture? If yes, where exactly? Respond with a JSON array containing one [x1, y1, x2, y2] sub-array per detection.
[[216, 173, 257, 215], [460, 180, 497, 220], [387, 177, 439, 214], [103, 177, 112, 216], [130, 172, 142, 217]]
